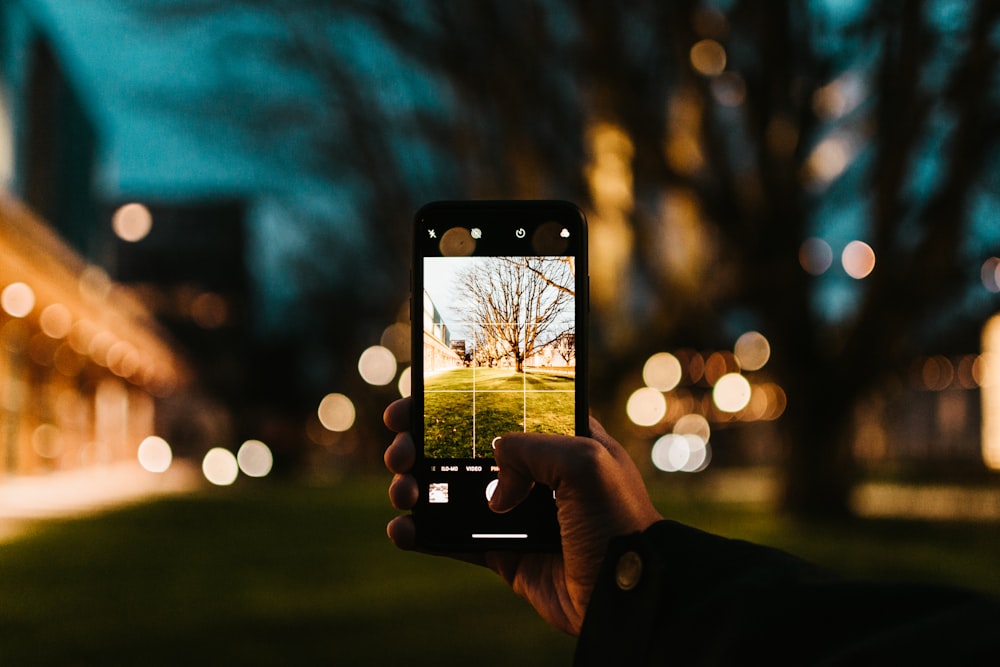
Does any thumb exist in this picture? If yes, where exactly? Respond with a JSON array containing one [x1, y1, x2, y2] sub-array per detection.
[[487, 431, 596, 513], [488, 439, 535, 513]]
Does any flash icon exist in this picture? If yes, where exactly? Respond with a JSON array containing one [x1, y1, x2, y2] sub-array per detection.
[[428, 229, 437, 239]]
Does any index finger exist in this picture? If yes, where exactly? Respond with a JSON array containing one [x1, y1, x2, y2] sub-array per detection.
[[383, 397, 412, 433]]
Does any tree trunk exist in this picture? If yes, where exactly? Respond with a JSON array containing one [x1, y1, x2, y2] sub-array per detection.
[[779, 384, 856, 519]]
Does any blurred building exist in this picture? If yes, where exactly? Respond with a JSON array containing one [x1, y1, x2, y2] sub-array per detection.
[[0, 194, 185, 475], [0, 3, 201, 478]]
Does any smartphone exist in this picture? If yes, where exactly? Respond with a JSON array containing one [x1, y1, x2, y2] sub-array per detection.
[[410, 200, 588, 551]]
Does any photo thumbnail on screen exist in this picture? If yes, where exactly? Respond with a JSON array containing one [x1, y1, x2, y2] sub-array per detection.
[[422, 255, 577, 459]]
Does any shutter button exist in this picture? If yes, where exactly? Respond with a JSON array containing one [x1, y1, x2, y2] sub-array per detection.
[[615, 551, 643, 591]]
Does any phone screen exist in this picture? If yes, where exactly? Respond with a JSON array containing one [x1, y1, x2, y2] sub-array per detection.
[[411, 201, 588, 551]]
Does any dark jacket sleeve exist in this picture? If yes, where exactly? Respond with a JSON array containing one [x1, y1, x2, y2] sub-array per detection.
[[574, 520, 1000, 665]]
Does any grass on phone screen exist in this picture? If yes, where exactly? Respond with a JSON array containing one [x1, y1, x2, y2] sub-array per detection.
[[424, 367, 575, 458]]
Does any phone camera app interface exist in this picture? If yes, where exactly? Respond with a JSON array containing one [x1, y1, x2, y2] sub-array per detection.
[[421, 225, 578, 459]]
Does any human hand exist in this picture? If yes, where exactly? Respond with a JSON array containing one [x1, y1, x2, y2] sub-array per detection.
[[383, 397, 662, 635]]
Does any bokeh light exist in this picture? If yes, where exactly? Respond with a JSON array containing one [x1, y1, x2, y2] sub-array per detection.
[[191, 292, 228, 329], [734, 331, 770, 371], [626, 387, 667, 427], [674, 413, 711, 442], [799, 237, 834, 275], [690, 39, 727, 76], [111, 202, 153, 242], [68, 319, 97, 354], [806, 136, 851, 183], [31, 423, 64, 459], [956, 355, 979, 390], [677, 349, 705, 384], [318, 392, 356, 432], [921, 355, 955, 391], [237, 439, 273, 478], [643, 352, 682, 392], [397, 366, 411, 398], [842, 240, 876, 279], [380, 322, 410, 363], [39, 303, 73, 339], [712, 373, 752, 413], [138, 435, 173, 473], [982, 257, 1000, 293], [983, 315, 1000, 469], [812, 73, 863, 120], [652, 433, 711, 473], [358, 345, 397, 386], [760, 382, 788, 420], [1, 282, 35, 318], [202, 447, 239, 486], [78, 265, 112, 303], [88, 330, 115, 367], [703, 351, 739, 386], [711, 72, 746, 107]]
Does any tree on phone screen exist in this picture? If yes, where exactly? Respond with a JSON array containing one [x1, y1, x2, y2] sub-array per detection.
[[454, 257, 575, 374]]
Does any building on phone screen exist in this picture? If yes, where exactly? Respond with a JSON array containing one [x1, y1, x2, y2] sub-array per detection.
[[422, 290, 462, 373]]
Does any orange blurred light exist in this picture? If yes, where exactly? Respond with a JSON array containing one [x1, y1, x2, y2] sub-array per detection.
[[713, 373, 751, 413], [643, 352, 682, 392], [380, 322, 411, 364], [359, 345, 397, 386], [31, 423, 64, 459], [690, 39, 727, 76], [39, 303, 73, 339], [921, 356, 955, 391], [703, 351, 739, 386], [78, 265, 112, 303], [237, 439, 273, 478], [982, 316, 1000, 469], [956, 355, 978, 389], [318, 393, 356, 432], [1, 281, 35, 318], [813, 72, 863, 120], [397, 366, 411, 398], [842, 240, 876, 279], [734, 331, 770, 371], [138, 436, 173, 473], [678, 349, 705, 385], [744, 384, 770, 421], [202, 448, 239, 486], [805, 136, 851, 184], [191, 292, 228, 329], [626, 387, 667, 427], [112, 203, 153, 242], [761, 383, 787, 420], [674, 412, 711, 442]]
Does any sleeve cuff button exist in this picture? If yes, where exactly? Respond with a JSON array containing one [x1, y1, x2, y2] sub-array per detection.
[[615, 550, 643, 591]]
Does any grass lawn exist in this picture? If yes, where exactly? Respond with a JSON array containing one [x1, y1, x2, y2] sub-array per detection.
[[424, 368, 575, 458], [1, 474, 999, 666], [0, 479, 574, 666]]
